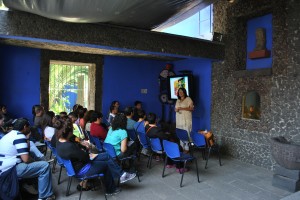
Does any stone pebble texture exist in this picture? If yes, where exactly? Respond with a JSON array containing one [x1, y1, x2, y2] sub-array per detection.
[[212, 0, 300, 170]]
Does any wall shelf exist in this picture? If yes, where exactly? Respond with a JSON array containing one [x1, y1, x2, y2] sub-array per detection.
[[233, 68, 272, 78]]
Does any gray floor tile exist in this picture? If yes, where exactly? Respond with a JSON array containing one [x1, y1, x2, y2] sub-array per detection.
[[48, 155, 293, 200]]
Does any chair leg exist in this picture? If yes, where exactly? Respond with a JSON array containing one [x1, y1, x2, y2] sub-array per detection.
[[149, 154, 153, 169], [194, 158, 200, 183], [79, 180, 83, 200], [133, 158, 141, 182], [146, 153, 151, 168], [66, 177, 72, 196], [162, 156, 168, 178], [201, 150, 205, 160], [180, 161, 187, 187], [52, 158, 57, 173], [58, 166, 63, 184], [205, 147, 212, 169], [101, 177, 107, 200], [217, 146, 222, 166]]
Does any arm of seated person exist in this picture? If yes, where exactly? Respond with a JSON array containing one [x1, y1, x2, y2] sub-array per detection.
[[120, 138, 128, 153], [20, 153, 34, 163]]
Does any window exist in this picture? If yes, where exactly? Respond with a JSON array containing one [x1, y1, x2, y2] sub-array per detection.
[[0, 0, 8, 10], [157, 4, 213, 40], [49, 61, 91, 114]]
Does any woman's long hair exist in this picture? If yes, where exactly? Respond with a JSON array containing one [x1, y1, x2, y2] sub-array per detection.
[[111, 113, 127, 131]]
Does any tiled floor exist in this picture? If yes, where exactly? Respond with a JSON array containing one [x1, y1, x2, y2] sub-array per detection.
[[48, 154, 292, 200]]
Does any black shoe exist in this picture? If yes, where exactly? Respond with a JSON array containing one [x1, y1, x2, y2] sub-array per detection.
[[105, 187, 122, 196]]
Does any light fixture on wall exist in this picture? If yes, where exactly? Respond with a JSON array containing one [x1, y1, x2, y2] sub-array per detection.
[[227, 0, 235, 3]]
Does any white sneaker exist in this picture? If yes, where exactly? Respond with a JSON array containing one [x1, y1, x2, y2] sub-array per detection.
[[119, 172, 136, 183]]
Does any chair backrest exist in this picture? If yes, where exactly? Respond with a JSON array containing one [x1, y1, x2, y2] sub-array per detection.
[[190, 131, 206, 147], [175, 128, 189, 142], [163, 140, 180, 159], [127, 129, 137, 141], [150, 138, 163, 152], [44, 140, 53, 150], [60, 158, 76, 176], [60, 158, 91, 177], [52, 148, 64, 165], [91, 136, 103, 150], [103, 142, 117, 158], [137, 131, 149, 148]]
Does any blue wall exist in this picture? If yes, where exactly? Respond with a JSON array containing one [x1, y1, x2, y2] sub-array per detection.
[[246, 14, 273, 70], [0, 45, 40, 123], [102, 56, 166, 118], [0, 44, 213, 131], [171, 58, 212, 131]]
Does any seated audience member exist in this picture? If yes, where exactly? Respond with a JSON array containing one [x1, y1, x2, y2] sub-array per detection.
[[41, 113, 57, 141], [90, 111, 108, 141], [59, 111, 67, 117], [134, 110, 150, 155], [0, 118, 55, 200], [110, 101, 120, 110], [33, 105, 45, 128], [72, 104, 83, 125], [68, 112, 85, 139], [0, 105, 14, 128], [124, 107, 135, 130], [78, 107, 87, 130], [84, 110, 95, 132], [56, 119, 136, 194], [132, 101, 142, 122], [145, 113, 186, 173], [107, 105, 118, 126], [105, 113, 137, 159]]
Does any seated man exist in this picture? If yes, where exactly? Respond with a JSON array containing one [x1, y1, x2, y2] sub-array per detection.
[[124, 106, 135, 130], [0, 118, 55, 200], [107, 105, 118, 126]]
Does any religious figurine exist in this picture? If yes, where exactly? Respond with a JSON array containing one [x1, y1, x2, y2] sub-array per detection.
[[254, 28, 266, 51]]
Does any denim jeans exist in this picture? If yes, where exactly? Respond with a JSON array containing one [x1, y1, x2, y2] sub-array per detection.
[[16, 161, 53, 199], [85, 152, 122, 193]]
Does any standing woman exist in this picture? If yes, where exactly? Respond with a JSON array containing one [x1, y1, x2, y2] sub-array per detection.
[[175, 87, 194, 151]]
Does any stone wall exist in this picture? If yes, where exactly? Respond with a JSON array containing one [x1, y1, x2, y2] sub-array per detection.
[[212, 0, 300, 169]]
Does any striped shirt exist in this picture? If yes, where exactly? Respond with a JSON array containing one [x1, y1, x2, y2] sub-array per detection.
[[0, 130, 29, 175]]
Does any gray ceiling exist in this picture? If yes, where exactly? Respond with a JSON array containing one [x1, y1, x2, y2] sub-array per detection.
[[3, 0, 215, 30]]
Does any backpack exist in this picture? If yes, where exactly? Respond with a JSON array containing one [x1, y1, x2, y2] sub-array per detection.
[[0, 165, 20, 200]]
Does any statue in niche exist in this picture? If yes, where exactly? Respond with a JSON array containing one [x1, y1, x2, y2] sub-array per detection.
[[248, 27, 270, 59], [254, 28, 266, 51]]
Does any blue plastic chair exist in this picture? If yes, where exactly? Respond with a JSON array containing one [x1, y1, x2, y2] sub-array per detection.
[[44, 140, 53, 159], [103, 142, 140, 182], [91, 136, 104, 152], [190, 131, 207, 160], [136, 131, 150, 149], [162, 140, 200, 187], [60, 158, 107, 200], [148, 138, 164, 169], [85, 131, 104, 152], [175, 128, 191, 149]]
